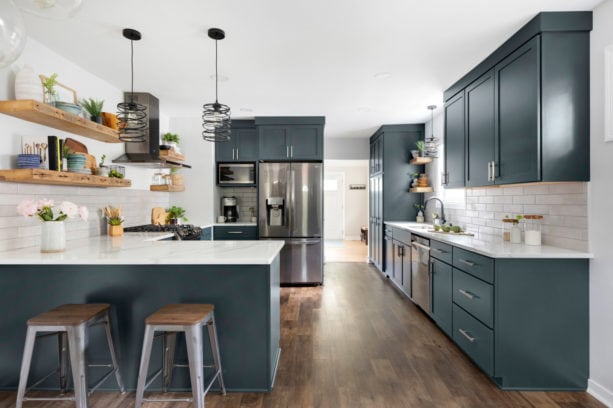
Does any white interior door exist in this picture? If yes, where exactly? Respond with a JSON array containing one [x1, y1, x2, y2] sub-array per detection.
[[323, 171, 345, 240]]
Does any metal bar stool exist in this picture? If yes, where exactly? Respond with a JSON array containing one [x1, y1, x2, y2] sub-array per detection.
[[135, 304, 226, 408], [16, 304, 125, 408]]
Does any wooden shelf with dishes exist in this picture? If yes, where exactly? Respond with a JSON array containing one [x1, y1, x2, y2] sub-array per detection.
[[150, 184, 185, 192], [409, 187, 434, 193], [159, 149, 185, 162], [0, 100, 121, 143], [409, 157, 433, 165], [0, 169, 131, 188]]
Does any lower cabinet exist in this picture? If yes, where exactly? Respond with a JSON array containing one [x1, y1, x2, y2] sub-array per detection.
[[452, 304, 494, 376], [385, 225, 411, 296], [430, 258, 452, 336], [213, 225, 258, 240]]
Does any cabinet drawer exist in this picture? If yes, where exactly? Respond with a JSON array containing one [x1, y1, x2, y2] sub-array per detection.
[[430, 240, 452, 264], [214, 226, 258, 240], [384, 226, 394, 238], [453, 269, 493, 328], [393, 228, 411, 245], [453, 304, 494, 376], [453, 247, 494, 283]]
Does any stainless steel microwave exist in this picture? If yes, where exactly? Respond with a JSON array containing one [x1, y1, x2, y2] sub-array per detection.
[[217, 162, 256, 186]]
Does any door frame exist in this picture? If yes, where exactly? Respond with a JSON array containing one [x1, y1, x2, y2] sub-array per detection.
[[323, 170, 346, 240]]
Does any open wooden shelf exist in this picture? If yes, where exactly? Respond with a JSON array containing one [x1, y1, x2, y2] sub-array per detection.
[[409, 157, 433, 165], [159, 149, 185, 161], [0, 169, 131, 188], [150, 184, 185, 192], [409, 187, 434, 193], [0, 100, 121, 143]]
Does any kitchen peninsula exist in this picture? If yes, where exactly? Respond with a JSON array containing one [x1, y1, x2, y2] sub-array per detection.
[[0, 235, 283, 392]]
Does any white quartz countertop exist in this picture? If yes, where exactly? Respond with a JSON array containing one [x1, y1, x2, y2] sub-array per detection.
[[0, 233, 284, 265], [385, 222, 593, 259]]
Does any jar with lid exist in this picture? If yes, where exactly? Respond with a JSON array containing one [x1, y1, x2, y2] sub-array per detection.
[[152, 172, 164, 185], [524, 215, 543, 246], [502, 218, 519, 242]]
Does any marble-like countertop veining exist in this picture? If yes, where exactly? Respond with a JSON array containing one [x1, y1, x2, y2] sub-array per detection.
[[385, 222, 593, 259], [0, 233, 284, 265]]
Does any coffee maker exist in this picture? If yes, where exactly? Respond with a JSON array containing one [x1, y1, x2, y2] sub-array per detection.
[[221, 196, 239, 223]]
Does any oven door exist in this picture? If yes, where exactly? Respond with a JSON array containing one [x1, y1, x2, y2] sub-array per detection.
[[217, 162, 256, 186]]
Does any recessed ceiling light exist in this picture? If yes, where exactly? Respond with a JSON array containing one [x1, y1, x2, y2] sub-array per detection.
[[209, 74, 229, 82], [374, 72, 392, 79]]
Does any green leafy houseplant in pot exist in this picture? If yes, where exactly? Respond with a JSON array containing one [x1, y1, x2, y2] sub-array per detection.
[[80, 98, 105, 124], [162, 132, 180, 152], [41, 73, 59, 106], [415, 140, 426, 157], [97, 154, 109, 176], [166, 206, 188, 225], [104, 205, 124, 236]]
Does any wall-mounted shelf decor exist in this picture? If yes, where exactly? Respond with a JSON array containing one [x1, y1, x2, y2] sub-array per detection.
[[409, 187, 434, 193], [150, 184, 185, 192], [0, 169, 131, 188], [0, 100, 121, 143], [409, 157, 433, 165]]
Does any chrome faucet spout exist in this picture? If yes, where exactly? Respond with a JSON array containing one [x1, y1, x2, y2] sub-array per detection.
[[424, 197, 446, 225]]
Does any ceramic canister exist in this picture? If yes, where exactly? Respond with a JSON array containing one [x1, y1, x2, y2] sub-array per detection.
[[14, 65, 43, 101]]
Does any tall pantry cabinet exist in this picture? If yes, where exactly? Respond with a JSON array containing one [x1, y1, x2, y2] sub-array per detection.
[[369, 124, 424, 272]]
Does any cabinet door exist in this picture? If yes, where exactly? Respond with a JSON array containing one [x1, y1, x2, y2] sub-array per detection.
[[401, 244, 411, 295], [368, 177, 376, 263], [259, 126, 290, 160], [215, 137, 236, 161], [384, 235, 394, 277], [236, 128, 259, 161], [431, 258, 452, 336], [392, 240, 404, 287], [465, 70, 495, 187], [444, 91, 465, 188], [495, 36, 540, 184], [290, 126, 323, 160], [375, 137, 383, 174], [376, 175, 383, 270]]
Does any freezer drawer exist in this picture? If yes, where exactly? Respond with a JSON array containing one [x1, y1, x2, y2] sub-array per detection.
[[278, 238, 323, 284]]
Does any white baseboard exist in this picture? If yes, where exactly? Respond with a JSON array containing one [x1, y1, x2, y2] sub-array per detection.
[[588, 379, 613, 407]]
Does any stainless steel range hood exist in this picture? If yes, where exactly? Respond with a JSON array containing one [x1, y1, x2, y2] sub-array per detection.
[[113, 92, 191, 168]]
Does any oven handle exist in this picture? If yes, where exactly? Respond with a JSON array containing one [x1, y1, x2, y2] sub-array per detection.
[[411, 241, 430, 251]]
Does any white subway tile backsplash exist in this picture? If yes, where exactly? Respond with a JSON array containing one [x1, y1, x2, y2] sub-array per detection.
[[512, 195, 535, 204]]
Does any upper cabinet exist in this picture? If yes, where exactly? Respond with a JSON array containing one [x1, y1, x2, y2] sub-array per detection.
[[369, 135, 383, 176], [216, 120, 259, 162], [443, 12, 592, 188], [256, 117, 325, 161]]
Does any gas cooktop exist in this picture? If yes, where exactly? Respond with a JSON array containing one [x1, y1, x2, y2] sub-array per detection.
[[123, 224, 202, 240]]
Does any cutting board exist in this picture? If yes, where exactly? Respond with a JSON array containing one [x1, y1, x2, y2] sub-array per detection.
[[151, 207, 167, 225], [64, 138, 88, 154]]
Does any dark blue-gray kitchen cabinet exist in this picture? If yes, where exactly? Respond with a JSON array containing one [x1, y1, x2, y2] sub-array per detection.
[[256, 117, 325, 161], [465, 70, 495, 187], [200, 226, 212, 240], [443, 91, 465, 188], [444, 12, 591, 187], [213, 225, 258, 240], [215, 120, 258, 162], [430, 257, 452, 337], [368, 125, 424, 274]]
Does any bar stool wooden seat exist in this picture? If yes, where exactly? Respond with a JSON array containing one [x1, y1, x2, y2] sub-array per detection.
[[16, 304, 125, 408], [135, 304, 226, 408]]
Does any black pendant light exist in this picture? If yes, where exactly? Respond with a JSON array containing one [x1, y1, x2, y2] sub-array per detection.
[[117, 28, 147, 143], [425, 105, 440, 157], [202, 28, 231, 142]]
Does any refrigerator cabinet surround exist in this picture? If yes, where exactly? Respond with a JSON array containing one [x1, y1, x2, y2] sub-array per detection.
[[259, 162, 323, 284]]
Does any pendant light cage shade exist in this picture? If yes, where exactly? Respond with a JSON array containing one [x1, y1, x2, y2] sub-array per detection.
[[117, 28, 147, 143], [202, 27, 231, 142], [15, 0, 83, 20], [424, 104, 440, 158], [202, 102, 231, 142]]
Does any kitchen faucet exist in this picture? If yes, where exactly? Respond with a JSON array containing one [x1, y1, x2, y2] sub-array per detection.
[[424, 197, 446, 225]]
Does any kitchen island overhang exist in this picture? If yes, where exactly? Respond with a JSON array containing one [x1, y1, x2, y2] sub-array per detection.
[[0, 236, 283, 392]]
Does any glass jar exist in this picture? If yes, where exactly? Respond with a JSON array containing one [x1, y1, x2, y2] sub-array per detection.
[[152, 172, 164, 185], [502, 218, 517, 241], [524, 215, 543, 246]]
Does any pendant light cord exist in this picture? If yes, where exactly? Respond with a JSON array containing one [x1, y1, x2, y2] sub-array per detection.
[[215, 39, 219, 104], [130, 39, 135, 103]]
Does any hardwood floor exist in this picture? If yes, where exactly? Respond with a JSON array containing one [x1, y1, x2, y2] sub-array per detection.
[[0, 262, 603, 407], [324, 240, 368, 263]]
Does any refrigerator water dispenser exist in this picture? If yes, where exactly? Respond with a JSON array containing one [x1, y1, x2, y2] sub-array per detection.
[[266, 197, 284, 226]]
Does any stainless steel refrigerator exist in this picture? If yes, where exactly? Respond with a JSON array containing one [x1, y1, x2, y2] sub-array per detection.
[[258, 162, 323, 284]]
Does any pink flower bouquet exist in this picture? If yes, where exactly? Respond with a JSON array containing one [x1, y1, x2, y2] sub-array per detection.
[[17, 199, 89, 222]]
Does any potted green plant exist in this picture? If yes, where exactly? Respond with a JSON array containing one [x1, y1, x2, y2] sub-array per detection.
[[410, 172, 420, 188], [97, 154, 109, 177], [414, 204, 425, 223], [162, 133, 180, 152], [104, 205, 124, 236], [415, 140, 426, 157], [80, 98, 105, 124], [41, 73, 59, 105], [166, 206, 188, 225]]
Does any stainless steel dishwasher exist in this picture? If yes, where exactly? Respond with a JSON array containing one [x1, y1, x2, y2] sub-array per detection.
[[411, 235, 431, 313]]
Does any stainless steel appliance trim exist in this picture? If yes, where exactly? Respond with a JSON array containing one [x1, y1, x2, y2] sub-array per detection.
[[411, 241, 430, 251], [458, 328, 476, 343]]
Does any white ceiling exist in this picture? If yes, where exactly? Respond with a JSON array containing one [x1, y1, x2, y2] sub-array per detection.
[[20, 0, 601, 139]]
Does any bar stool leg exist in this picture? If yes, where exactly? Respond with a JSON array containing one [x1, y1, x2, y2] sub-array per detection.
[[58, 332, 69, 393], [16, 327, 37, 408], [163, 332, 177, 392], [207, 314, 226, 394], [185, 325, 205, 408], [67, 324, 88, 408], [135, 325, 155, 408], [103, 313, 125, 393]]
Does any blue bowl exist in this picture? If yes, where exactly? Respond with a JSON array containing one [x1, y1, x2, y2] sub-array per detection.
[[55, 102, 82, 116]]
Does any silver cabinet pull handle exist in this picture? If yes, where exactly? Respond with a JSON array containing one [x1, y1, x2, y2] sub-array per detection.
[[431, 248, 445, 254], [286, 146, 289, 158], [227, 231, 244, 234], [290, 145, 293, 158], [458, 328, 476, 343], [236, 147, 239, 160], [458, 289, 476, 300], [491, 161, 496, 181], [487, 161, 491, 181], [459, 259, 476, 267]]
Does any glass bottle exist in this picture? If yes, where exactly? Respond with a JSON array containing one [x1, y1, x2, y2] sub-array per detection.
[[524, 215, 543, 246]]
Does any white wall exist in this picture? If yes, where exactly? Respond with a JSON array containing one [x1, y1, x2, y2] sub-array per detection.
[[588, 1, 613, 405], [325, 137, 369, 160], [167, 117, 215, 227], [324, 160, 369, 240]]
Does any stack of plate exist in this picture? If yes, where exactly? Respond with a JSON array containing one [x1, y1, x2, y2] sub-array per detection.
[[68, 168, 92, 175], [55, 101, 82, 116], [17, 154, 41, 169], [66, 154, 86, 171]]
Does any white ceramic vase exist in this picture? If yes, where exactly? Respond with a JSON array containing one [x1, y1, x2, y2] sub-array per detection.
[[40, 221, 66, 253], [15, 65, 43, 101]]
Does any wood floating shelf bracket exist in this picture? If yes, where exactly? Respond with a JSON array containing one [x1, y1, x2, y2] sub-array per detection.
[[150, 184, 185, 192], [0, 169, 131, 188], [409, 157, 433, 165], [0, 100, 121, 144]]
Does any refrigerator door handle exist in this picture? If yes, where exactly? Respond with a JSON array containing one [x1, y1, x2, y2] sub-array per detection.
[[286, 239, 321, 245]]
